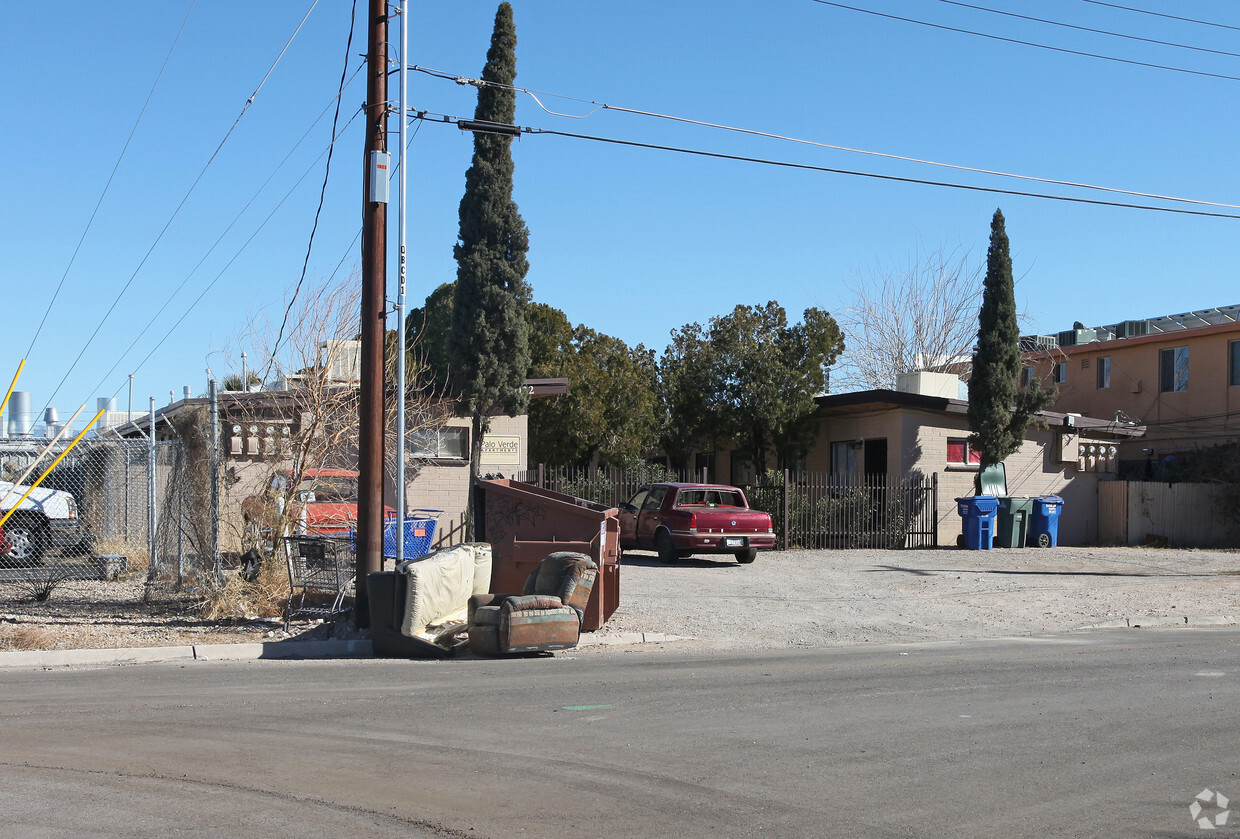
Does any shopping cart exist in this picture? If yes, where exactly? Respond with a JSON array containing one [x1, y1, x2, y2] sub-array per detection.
[[283, 535, 354, 631]]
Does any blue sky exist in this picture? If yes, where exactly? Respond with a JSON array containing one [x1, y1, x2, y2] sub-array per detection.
[[3, 1, 1239, 425]]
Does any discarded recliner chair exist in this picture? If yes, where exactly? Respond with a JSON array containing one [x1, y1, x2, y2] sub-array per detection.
[[368, 543, 492, 658], [467, 551, 598, 656]]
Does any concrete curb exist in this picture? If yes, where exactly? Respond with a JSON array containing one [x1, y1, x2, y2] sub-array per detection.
[[0, 630, 680, 670], [0, 639, 375, 670]]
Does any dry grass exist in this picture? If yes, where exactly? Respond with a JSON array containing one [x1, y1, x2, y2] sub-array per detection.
[[198, 556, 289, 621], [0, 624, 58, 651]]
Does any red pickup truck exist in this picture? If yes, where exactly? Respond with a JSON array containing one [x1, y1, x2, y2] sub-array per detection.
[[618, 483, 775, 564]]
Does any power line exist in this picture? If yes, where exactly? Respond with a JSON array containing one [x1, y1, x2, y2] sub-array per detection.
[[42, 0, 321, 415], [87, 87, 364, 403], [417, 111, 1240, 220], [24, 0, 197, 363], [808, 0, 1240, 84], [113, 110, 365, 400], [1078, 0, 1240, 34], [940, 0, 1240, 60], [413, 64, 1240, 211], [264, 0, 358, 386]]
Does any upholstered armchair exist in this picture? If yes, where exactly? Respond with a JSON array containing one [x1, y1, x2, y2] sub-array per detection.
[[467, 551, 598, 656]]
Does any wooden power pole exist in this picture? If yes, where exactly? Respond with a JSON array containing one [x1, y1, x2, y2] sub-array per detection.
[[356, 0, 388, 627]]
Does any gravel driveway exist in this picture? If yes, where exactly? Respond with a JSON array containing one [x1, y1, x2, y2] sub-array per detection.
[[2, 546, 1237, 656], [587, 546, 1240, 653]]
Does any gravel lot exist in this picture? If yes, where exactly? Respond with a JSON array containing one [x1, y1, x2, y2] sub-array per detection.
[[1, 546, 1237, 654], [587, 545, 1240, 653]]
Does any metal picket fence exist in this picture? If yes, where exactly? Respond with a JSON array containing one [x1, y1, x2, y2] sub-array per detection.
[[0, 436, 209, 595], [516, 465, 938, 550]]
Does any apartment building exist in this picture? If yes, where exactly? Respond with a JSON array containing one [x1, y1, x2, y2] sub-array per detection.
[[1021, 305, 1240, 477]]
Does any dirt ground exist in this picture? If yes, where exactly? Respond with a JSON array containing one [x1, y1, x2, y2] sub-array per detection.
[[1, 545, 1237, 654]]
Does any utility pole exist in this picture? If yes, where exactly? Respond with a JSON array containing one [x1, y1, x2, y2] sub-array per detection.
[[356, 0, 388, 627]]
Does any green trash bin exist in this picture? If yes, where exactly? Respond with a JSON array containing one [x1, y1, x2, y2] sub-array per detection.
[[995, 496, 1035, 548]]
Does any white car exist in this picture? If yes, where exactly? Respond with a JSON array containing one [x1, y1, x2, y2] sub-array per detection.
[[0, 482, 87, 564]]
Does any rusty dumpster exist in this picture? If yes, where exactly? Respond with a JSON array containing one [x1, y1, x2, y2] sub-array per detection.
[[474, 479, 620, 631]]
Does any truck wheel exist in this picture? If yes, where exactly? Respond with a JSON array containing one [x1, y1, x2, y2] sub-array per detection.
[[656, 531, 677, 564], [735, 547, 757, 564], [3, 517, 47, 565]]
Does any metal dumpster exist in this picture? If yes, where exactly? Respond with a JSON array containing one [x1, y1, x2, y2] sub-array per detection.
[[473, 479, 620, 631]]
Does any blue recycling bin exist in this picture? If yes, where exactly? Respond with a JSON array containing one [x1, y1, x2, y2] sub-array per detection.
[[956, 496, 999, 550], [1028, 496, 1063, 548]]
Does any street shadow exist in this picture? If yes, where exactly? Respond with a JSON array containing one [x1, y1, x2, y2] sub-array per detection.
[[621, 551, 740, 569], [864, 564, 1215, 579]]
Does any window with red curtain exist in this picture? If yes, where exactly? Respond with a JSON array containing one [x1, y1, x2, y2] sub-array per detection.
[[947, 438, 981, 465]]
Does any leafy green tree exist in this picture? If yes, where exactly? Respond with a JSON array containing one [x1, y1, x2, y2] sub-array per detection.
[[657, 322, 714, 470], [967, 209, 1054, 467], [662, 302, 844, 474], [405, 282, 455, 385], [448, 2, 531, 534], [527, 303, 660, 468]]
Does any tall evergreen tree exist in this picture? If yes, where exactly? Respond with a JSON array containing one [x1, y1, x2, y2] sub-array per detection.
[[448, 3, 531, 534], [967, 209, 1053, 467]]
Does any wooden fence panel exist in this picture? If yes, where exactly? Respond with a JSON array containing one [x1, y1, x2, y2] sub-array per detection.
[[1097, 481, 1127, 545], [1098, 481, 1237, 548]]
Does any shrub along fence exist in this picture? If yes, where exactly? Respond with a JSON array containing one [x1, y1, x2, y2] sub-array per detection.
[[515, 466, 939, 550]]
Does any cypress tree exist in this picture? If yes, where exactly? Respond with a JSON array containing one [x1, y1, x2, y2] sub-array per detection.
[[967, 209, 1054, 468], [448, 2, 531, 533]]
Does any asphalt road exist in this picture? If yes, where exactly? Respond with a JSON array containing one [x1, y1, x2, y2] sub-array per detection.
[[2, 628, 1237, 838]]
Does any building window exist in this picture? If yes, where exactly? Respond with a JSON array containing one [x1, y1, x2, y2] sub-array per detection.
[[410, 426, 468, 459], [1052, 362, 1066, 383], [1097, 356, 1110, 389], [1231, 340, 1240, 387], [947, 438, 981, 467], [730, 454, 755, 486], [694, 451, 716, 482], [1020, 367, 1033, 387], [1159, 346, 1189, 393], [830, 440, 859, 484]]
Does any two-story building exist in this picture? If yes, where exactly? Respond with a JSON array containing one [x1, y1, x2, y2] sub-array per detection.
[[1021, 305, 1240, 477]]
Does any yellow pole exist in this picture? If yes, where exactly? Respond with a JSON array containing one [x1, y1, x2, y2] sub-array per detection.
[[0, 358, 25, 427], [0, 408, 105, 531]]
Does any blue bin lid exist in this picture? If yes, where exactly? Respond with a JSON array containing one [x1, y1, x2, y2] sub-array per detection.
[[1035, 496, 1064, 505], [956, 495, 999, 513]]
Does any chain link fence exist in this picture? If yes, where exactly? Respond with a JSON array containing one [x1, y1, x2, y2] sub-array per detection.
[[0, 436, 210, 599]]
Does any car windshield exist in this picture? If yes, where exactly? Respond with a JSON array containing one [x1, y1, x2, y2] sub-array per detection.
[[677, 489, 744, 507], [297, 476, 358, 503]]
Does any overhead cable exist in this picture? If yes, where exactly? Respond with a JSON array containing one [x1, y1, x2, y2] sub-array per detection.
[[24, 0, 197, 363], [264, 0, 358, 385], [112, 110, 364, 400], [413, 65, 1240, 211], [417, 112, 1240, 220], [43, 0, 321, 413], [808, 0, 1240, 84], [1078, 0, 1240, 33], [88, 88, 364, 402], [940, 0, 1240, 60]]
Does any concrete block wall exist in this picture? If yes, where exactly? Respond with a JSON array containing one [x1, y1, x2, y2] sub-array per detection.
[[404, 414, 528, 548]]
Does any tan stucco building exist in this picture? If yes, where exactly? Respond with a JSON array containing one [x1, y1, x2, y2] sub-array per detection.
[[1021, 306, 1240, 476]]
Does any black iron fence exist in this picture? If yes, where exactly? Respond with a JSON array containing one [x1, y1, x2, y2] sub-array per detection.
[[515, 466, 938, 550]]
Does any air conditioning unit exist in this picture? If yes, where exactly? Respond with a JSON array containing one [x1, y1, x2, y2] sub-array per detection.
[[1057, 328, 1096, 347], [1020, 334, 1058, 352], [1115, 319, 1149, 339]]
